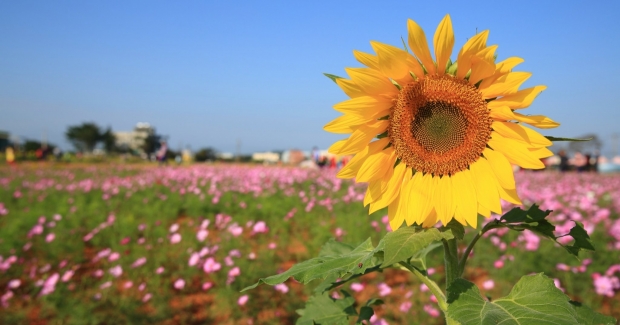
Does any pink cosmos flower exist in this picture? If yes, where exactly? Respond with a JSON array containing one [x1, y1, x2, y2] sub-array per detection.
[[482, 279, 495, 290], [7, 279, 21, 289], [170, 233, 182, 244], [275, 283, 289, 293], [399, 301, 413, 312], [131, 257, 147, 268], [142, 293, 152, 303], [188, 252, 200, 267], [227, 223, 243, 237], [45, 233, 55, 243], [174, 278, 185, 290], [109, 265, 123, 278], [169, 223, 179, 233], [377, 283, 391, 297], [100, 281, 112, 289], [494, 260, 504, 269], [40, 273, 59, 296], [203, 257, 221, 273], [252, 221, 269, 234], [61, 270, 74, 282], [108, 252, 120, 262], [424, 304, 441, 317], [202, 282, 213, 291], [237, 295, 249, 306], [156, 267, 165, 274], [196, 229, 208, 242], [350, 282, 365, 292], [123, 281, 133, 289], [268, 242, 277, 249]]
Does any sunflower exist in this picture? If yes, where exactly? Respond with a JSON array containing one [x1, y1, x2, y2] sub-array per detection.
[[324, 14, 559, 230]]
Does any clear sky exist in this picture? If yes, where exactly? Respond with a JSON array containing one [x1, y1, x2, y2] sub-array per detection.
[[1, 1, 619, 155]]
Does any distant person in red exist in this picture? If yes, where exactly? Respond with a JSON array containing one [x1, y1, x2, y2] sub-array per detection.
[[329, 156, 336, 169]]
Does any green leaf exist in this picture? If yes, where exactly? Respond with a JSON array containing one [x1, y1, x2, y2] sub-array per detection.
[[324, 73, 344, 83], [447, 273, 581, 325], [564, 221, 596, 255], [355, 298, 383, 324], [381, 227, 453, 267], [545, 136, 592, 142], [442, 219, 465, 240], [409, 242, 442, 271], [242, 238, 381, 291], [569, 300, 617, 325], [296, 292, 357, 325], [500, 204, 551, 223]]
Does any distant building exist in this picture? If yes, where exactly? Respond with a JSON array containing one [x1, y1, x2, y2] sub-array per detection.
[[114, 122, 155, 154], [281, 150, 306, 165], [252, 151, 280, 164], [216, 152, 234, 160]]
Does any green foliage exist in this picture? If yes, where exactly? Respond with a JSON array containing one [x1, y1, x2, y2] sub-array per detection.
[[66, 122, 102, 153], [381, 227, 453, 267], [544, 136, 592, 142], [499, 205, 596, 257], [295, 291, 379, 325], [570, 301, 617, 325], [446, 274, 615, 325], [323, 73, 344, 83]]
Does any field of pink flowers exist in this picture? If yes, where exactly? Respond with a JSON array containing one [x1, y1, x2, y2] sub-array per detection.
[[0, 164, 619, 324]]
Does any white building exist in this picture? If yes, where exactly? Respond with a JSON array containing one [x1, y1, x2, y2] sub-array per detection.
[[114, 122, 155, 154]]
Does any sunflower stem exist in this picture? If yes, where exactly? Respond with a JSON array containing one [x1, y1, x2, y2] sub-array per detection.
[[458, 219, 504, 276], [399, 261, 448, 312], [442, 238, 460, 288]]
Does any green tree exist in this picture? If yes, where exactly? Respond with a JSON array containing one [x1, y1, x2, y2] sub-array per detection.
[[65, 123, 101, 153], [100, 127, 117, 153], [194, 147, 217, 162]]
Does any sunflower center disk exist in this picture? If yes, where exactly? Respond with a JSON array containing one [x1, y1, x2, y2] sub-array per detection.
[[389, 75, 492, 176]]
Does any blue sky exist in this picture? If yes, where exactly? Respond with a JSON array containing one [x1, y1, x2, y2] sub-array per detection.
[[1, 1, 619, 155]]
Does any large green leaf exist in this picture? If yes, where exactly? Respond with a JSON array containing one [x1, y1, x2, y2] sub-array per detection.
[[242, 238, 381, 291], [296, 292, 357, 325], [569, 300, 616, 325], [381, 227, 454, 267], [447, 273, 581, 325]]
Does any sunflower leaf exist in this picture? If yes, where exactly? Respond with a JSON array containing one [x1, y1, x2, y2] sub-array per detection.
[[545, 136, 592, 142], [381, 227, 454, 267], [569, 300, 617, 325], [242, 238, 382, 291], [296, 291, 357, 325], [324, 73, 344, 83], [446, 273, 585, 325]]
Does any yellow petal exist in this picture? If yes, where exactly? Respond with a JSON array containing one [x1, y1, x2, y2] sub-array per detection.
[[489, 105, 517, 121], [456, 30, 489, 79], [492, 121, 552, 147], [469, 45, 498, 85], [346, 68, 398, 97], [407, 19, 436, 75], [529, 146, 554, 159], [369, 163, 408, 214], [337, 138, 389, 178], [452, 170, 478, 228], [356, 147, 395, 182], [470, 158, 502, 215], [488, 133, 545, 169], [333, 96, 393, 116], [513, 112, 560, 129], [336, 121, 388, 155], [488, 86, 547, 110], [327, 139, 347, 156], [478, 57, 524, 90], [387, 193, 405, 231], [433, 14, 454, 74], [407, 172, 432, 225], [481, 72, 532, 98], [353, 50, 380, 70], [371, 41, 410, 80], [364, 179, 384, 207], [335, 78, 365, 98], [324, 113, 373, 134], [435, 175, 455, 226], [483, 147, 516, 190], [477, 203, 491, 218], [498, 186, 522, 205], [421, 209, 438, 228]]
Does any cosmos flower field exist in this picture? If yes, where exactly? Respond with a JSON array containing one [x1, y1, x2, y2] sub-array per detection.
[[0, 164, 619, 324]]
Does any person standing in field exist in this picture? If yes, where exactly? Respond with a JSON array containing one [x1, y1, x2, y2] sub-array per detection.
[[156, 141, 168, 166], [5, 146, 15, 165]]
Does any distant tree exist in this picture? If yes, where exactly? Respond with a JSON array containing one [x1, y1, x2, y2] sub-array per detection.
[[23, 140, 55, 152], [194, 147, 217, 162], [66, 123, 101, 153], [142, 133, 162, 156], [100, 127, 117, 153]]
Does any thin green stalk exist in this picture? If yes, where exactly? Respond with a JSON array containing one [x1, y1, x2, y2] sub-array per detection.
[[458, 219, 504, 277], [399, 261, 447, 312], [442, 238, 460, 287]]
